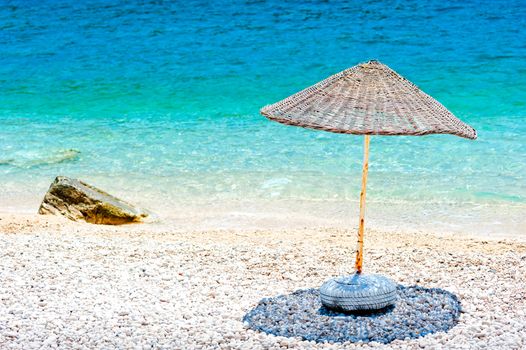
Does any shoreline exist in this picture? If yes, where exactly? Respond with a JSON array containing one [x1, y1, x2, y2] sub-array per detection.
[[1, 194, 525, 239]]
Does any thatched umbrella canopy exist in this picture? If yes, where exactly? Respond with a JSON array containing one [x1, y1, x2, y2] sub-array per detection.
[[260, 60, 477, 307], [261, 60, 476, 140]]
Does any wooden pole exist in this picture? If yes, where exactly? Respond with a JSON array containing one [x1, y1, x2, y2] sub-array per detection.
[[355, 135, 370, 274]]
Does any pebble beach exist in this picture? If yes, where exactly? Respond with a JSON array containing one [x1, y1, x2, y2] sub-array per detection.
[[1, 214, 525, 349]]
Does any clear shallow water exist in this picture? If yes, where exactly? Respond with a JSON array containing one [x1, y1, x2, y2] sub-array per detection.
[[0, 1, 525, 233]]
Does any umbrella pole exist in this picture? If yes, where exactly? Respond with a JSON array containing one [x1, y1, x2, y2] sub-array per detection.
[[355, 135, 370, 274]]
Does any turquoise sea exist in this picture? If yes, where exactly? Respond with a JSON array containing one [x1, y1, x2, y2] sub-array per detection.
[[1, 1, 525, 234]]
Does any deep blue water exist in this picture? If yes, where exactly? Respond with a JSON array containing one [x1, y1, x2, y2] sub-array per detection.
[[0, 0, 525, 228]]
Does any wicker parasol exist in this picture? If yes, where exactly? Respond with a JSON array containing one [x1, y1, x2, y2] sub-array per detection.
[[261, 60, 477, 311], [261, 60, 476, 140]]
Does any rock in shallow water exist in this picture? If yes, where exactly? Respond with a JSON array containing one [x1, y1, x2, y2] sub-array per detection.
[[38, 176, 149, 225], [243, 285, 461, 344]]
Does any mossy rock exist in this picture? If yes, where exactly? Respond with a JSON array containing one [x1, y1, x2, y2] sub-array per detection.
[[38, 176, 149, 225]]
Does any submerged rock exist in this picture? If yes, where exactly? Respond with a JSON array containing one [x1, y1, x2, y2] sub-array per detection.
[[1, 149, 80, 169], [38, 176, 149, 225]]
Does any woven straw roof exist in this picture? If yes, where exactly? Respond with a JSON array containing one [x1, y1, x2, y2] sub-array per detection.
[[261, 60, 477, 139]]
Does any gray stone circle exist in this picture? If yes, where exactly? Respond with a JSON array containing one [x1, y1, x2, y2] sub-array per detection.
[[243, 285, 461, 344], [320, 274, 397, 311]]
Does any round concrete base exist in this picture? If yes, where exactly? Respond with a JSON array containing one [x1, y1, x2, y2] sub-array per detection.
[[320, 274, 397, 312]]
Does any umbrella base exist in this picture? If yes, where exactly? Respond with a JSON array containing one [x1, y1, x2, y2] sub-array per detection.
[[320, 273, 397, 312]]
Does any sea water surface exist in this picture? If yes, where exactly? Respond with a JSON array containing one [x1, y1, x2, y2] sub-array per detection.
[[1, 0, 525, 234]]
